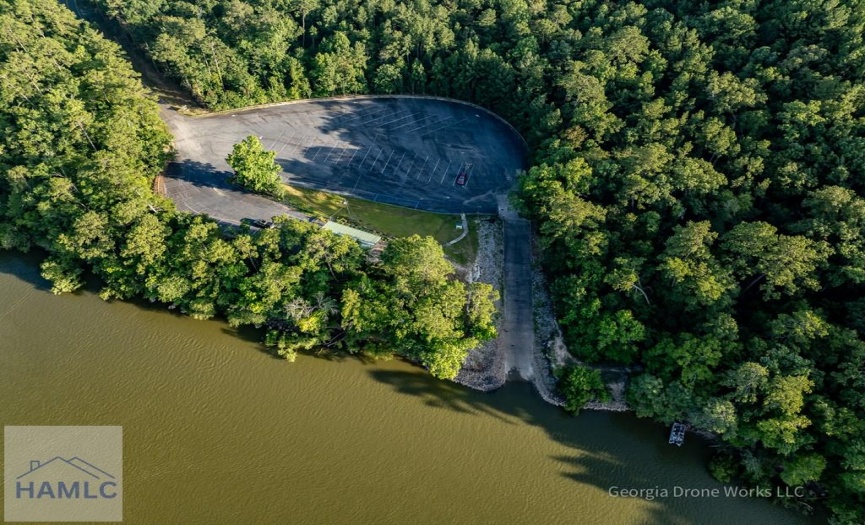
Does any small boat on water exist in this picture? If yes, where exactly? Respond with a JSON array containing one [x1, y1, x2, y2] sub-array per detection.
[[669, 422, 686, 446]]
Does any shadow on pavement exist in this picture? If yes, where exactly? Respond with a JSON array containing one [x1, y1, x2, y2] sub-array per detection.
[[165, 159, 234, 190]]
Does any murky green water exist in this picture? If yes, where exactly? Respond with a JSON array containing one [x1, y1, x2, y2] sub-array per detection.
[[0, 252, 819, 524]]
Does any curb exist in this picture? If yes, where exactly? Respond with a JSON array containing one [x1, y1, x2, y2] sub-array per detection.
[[179, 94, 530, 153]]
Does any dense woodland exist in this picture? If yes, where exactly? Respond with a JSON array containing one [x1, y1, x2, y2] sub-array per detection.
[[0, 0, 496, 383], [4, 0, 865, 521]]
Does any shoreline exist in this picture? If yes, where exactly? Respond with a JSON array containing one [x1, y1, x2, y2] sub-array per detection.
[[453, 219, 507, 391], [65, 0, 624, 412], [453, 218, 633, 412]]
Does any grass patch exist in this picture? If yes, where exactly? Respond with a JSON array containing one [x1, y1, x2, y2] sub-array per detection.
[[443, 218, 480, 265], [281, 184, 485, 266], [282, 185, 460, 240]]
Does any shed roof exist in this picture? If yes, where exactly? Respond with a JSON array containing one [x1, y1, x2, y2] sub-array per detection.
[[322, 221, 381, 247]]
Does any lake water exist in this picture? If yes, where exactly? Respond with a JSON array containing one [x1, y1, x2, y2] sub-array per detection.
[[0, 252, 819, 524]]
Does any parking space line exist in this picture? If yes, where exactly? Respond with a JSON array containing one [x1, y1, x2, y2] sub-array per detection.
[[453, 161, 468, 187], [333, 143, 348, 163], [404, 116, 450, 135], [268, 129, 287, 151], [359, 146, 373, 167], [427, 158, 440, 183], [362, 109, 412, 127], [289, 135, 308, 155], [357, 110, 388, 126], [391, 115, 433, 131], [311, 139, 325, 160], [381, 151, 396, 174], [378, 112, 421, 128], [440, 160, 452, 184], [275, 131, 297, 156], [394, 152, 407, 174], [463, 162, 474, 189], [351, 170, 366, 191], [323, 138, 338, 162], [341, 107, 380, 122], [417, 156, 430, 180], [347, 147, 361, 166], [405, 154, 418, 178], [368, 148, 383, 170], [422, 117, 469, 137]]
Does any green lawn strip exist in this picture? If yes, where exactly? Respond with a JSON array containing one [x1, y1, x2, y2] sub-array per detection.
[[281, 184, 477, 246]]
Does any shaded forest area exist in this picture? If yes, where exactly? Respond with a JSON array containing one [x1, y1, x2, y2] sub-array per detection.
[[7, 0, 865, 521], [0, 0, 497, 383]]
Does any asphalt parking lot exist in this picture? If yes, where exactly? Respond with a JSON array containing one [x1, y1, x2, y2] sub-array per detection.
[[164, 97, 527, 219]]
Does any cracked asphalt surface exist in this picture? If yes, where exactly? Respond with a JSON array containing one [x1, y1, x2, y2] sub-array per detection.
[[162, 97, 527, 222]]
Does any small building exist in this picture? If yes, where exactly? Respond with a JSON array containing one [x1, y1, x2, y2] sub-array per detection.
[[322, 221, 381, 249]]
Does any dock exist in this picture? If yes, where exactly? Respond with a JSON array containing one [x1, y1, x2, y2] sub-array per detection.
[[669, 422, 686, 446]]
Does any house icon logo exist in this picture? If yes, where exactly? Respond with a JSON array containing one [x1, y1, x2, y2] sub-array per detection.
[[16, 457, 118, 500], [4, 426, 122, 522]]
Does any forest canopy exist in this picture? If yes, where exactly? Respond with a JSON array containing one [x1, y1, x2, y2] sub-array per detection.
[[9, 0, 865, 521]]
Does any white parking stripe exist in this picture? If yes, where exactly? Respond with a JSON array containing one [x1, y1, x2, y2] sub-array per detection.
[[347, 147, 361, 166], [404, 154, 418, 178], [390, 115, 433, 131], [404, 116, 450, 135], [359, 146, 373, 167], [323, 138, 338, 162], [422, 117, 469, 137], [440, 160, 452, 184], [368, 148, 383, 170], [289, 135, 307, 155], [427, 158, 440, 183], [362, 109, 413, 127], [417, 156, 430, 180], [378, 112, 420, 128], [381, 151, 396, 174], [311, 139, 325, 160], [268, 128, 287, 150], [275, 131, 297, 155], [341, 107, 380, 122], [393, 152, 407, 175]]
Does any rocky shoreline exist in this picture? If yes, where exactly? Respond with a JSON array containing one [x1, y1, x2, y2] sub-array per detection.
[[530, 263, 632, 412], [454, 219, 507, 391]]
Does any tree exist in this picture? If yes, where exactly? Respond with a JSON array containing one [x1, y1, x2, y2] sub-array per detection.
[[311, 32, 368, 96], [555, 364, 609, 415], [340, 235, 495, 379], [721, 222, 831, 299], [658, 221, 737, 310], [226, 136, 285, 197], [780, 453, 827, 486]]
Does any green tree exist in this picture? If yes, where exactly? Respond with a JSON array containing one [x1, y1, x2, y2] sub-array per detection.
[[555, 364, 609, 415], [341, 235, 495, 379], [226, 135, 285, 197]]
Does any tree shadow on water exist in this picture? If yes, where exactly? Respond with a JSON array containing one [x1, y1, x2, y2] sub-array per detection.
[[0, 250, 52, 292], [219, 324, 386, 367], [367, 368, 812, 525]]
